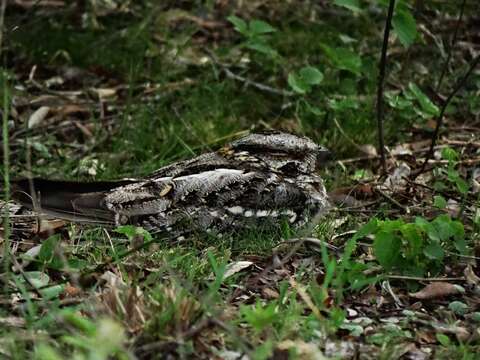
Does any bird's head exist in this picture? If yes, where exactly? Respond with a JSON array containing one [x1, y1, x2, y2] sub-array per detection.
[[227, 131, 331, 173]]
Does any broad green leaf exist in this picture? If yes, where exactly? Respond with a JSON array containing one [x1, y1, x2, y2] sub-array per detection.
[[249, 20, 276, 35], [115, 225, 152, 242], [321, 45, 362, 74], [245, 41, 278, 57], [455, 177, 469, 194], [334, 0, 361, 12], [436, 333, 451, 347], [22, 271, 50, 288], [38, 235, 60, 264], [448, 301, 469, 315], [288, 73, 309, 94], [299, 66, 324, 85], [433, 195, 447, 209], [373, 231, 401, 270], [408, 83, 439, 116], [227, 15, 248, 35], [39, 284, 65, 300], [34, 344, 63, 360], [450, 220, 465, 241], [423, 242, 444, 260], [400, 223, 423, 256], [441, 147, 459, 161], [392, 9, 417, 47], [328, 97, 359, 111]]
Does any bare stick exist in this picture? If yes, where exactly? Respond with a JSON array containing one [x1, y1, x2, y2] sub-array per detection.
[[376, 0, 396, 174], [436, 0, 467, 92], [416, 54, 480, 176]]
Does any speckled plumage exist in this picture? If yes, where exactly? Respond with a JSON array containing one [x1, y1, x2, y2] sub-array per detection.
[[13, 131, 331, 236]]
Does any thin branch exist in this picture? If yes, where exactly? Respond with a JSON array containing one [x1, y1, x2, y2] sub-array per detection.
[[416, 54, 480, 177], [204, 48, 294, 97], [376, 0, 396, 174], [436, 0, 467, 92]]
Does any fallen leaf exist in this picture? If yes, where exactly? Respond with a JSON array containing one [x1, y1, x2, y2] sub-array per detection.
[[262, 287, 279, 299], [28, 106, 50, 128], [359, 144, 377, 156], [223, 261, 253, 280], [381, 163, 411, 192], [277, 340, 328, 360], [0, 316, 26, 328], [464, 265, 480, 286], [410, 282, 463, 299]]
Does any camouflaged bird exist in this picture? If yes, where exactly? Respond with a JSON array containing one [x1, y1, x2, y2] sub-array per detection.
[[12, 131, 331, 236]]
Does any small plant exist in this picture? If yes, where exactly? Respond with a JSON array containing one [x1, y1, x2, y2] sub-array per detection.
[[227, 15, 278, 58], [358, 215, 468, 276]]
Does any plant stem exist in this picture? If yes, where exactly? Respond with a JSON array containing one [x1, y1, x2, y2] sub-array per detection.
[[376, 0, 396, 174]]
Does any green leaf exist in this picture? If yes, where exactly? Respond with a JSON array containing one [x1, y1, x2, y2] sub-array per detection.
[[400, 223, 423, 256], [441, 147, 459, 162], [22, 271, 50, 288], [334, 0, 361, 12], [408, 83, 439, 116], [392, 9, 417, 47], [227, 15, 248, 35], [433, 195, 447, 209], [288, 66, 324, 94], [321, 45, 362, 75], [373, 231, 401, 270], [455, 177, 469, 194], [115, 225, 152, 242], [34, 344, 64, 360], [328, 97, 359, 111], [62, 311, 97, 336], [249, 20, 276, 35], [241, 301, 277, 332], [245, 41, 278, 57], [38, 235, 60, 265], [448, 301, 469, 315], [288, 73, 308, 94], [299, 66, 324, 85], [423, 242, 444, 261], [436, 333, 451, 347], [39, 284, 65, 300]]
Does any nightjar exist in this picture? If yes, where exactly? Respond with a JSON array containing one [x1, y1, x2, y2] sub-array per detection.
[[12, 131, 331, 237]]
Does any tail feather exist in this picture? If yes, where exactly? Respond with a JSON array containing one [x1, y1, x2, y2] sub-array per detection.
[[11, 178, 134, 225]]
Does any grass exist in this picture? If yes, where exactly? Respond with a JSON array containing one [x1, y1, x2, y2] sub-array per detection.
[[2, 1, 480, 359]]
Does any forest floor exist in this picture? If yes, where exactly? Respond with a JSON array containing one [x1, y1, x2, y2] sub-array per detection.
[[1, 1, 480, 359]]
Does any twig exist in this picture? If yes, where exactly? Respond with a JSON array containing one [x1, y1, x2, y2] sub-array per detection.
[[204, 48, 294, 97], [375, 187, 409, 212], [279, 237, 339, 252], [333, 117, 367, 153], [386, 274, 464, 282], [416, 54, 480, 177], [2, 63, 11, 274], [376, 0, 396, 174], [436, 0, 467, 92]]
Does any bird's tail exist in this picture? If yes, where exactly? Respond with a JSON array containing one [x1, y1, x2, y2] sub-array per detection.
[[10, 178, 134, 225]]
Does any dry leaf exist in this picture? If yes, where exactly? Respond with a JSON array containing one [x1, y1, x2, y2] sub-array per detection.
[[410, 282, 463, 299], [277, 340, 328, 360], [262, 287, 279, 299], [359, 144, 377, 156], [223, 261, 253, 280], [28, 106, 50, 128], [464, 265, 480, 286], [381, 163, 411, 192]]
